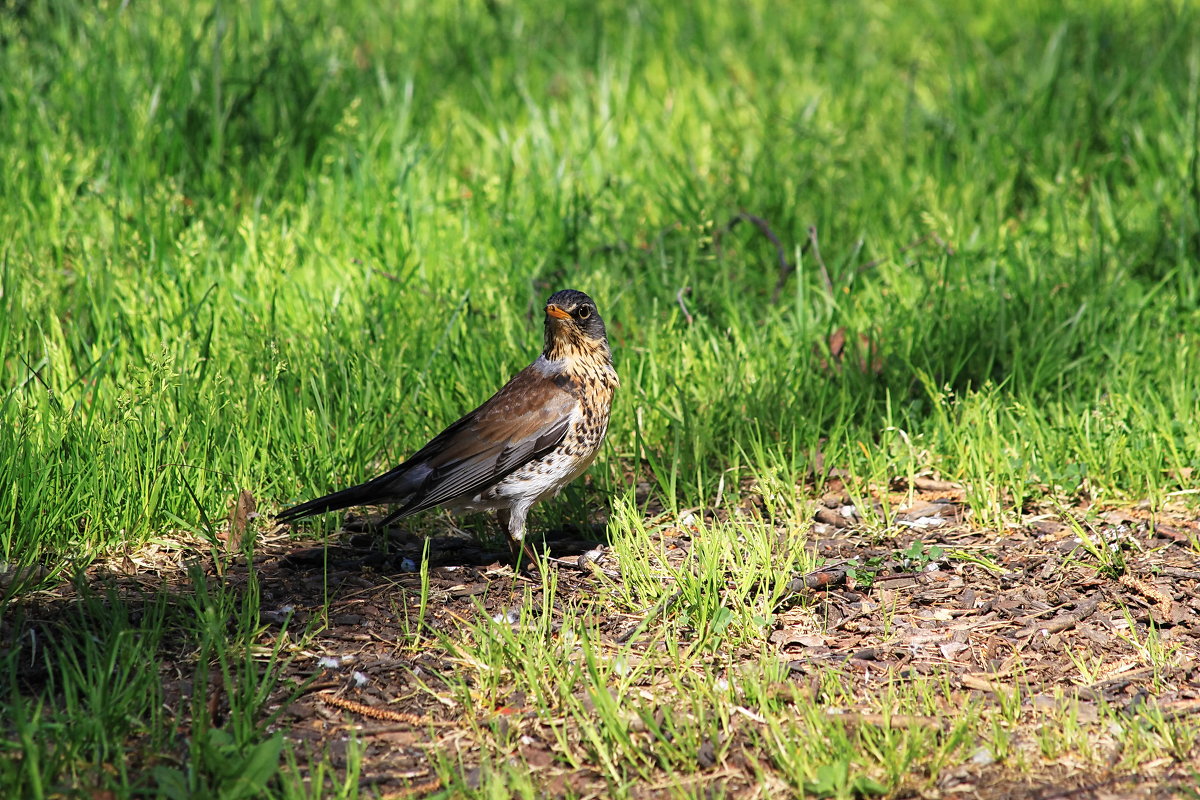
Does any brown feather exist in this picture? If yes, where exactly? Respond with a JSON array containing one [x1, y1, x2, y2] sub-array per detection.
[[276, 287, 617, 559]]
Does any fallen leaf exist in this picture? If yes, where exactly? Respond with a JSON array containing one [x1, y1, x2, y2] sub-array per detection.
[[227, 489, 257, 554]]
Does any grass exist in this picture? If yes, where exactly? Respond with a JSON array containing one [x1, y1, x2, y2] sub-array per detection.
[[2, 0, 1200, 796]]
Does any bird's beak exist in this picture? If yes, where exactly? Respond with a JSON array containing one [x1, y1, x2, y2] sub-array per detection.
[[545, 304, 571, 321]]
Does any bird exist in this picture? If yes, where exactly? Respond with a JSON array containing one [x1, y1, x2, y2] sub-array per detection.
[[276, 289, 618, 569]]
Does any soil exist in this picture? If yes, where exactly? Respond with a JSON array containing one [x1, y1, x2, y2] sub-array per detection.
[[4, 478, 1199, 799]]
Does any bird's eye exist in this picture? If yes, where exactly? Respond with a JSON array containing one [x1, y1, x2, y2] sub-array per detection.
[[576, 306, 592, 320]]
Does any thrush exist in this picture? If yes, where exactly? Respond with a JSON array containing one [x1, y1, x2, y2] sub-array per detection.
[[276, 289, 618, 568]]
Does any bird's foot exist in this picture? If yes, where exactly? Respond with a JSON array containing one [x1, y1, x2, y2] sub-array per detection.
[[507, 537, 543, 576]]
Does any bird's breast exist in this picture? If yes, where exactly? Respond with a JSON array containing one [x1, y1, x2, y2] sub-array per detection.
[[485, 370, 615, 508]]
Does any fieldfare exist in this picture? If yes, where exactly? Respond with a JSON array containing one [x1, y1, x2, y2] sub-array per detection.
[[276, 289, 618, 568]]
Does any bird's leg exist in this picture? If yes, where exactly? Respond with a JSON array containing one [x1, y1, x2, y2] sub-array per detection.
[[519, 539, 540, 572], [498, 507, 539, 574], [498, 509, 519, 562]]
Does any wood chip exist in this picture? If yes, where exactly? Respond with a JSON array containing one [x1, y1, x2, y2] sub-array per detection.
[[1015, 597, 1100, 639]]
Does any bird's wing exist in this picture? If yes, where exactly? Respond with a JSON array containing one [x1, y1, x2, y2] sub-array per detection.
[[372, 364, 577, 519]]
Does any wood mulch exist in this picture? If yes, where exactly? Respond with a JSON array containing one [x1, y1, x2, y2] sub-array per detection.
[[3, 476, 1199, 798]]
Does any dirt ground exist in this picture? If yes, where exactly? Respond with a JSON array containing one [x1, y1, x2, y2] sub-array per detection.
[[6, 478, 1200, 799]]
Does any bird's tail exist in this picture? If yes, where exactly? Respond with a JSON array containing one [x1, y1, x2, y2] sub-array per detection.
[[275, 480, 383, 524]]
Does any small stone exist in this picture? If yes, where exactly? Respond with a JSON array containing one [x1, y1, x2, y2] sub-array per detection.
[[970, 746, 995, 766]]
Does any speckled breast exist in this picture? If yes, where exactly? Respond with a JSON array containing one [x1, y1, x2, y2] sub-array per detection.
[[494, 368, 616, 504]]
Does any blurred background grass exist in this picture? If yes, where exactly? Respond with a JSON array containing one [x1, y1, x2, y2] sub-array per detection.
[[1, 0, 1198, 569]]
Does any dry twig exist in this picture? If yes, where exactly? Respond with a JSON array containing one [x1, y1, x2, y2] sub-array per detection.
[[676, 286, 693, 324], [714, 211, 809, 304]]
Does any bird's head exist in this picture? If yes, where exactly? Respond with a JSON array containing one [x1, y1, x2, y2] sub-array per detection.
[[543, 289, 610, 362]]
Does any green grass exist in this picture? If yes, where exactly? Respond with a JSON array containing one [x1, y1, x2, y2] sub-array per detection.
[[2, 0, 1200, 796]]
